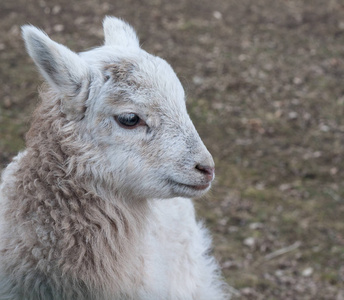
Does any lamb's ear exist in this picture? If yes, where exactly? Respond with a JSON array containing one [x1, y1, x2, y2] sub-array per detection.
[[103, 16, 140, 48], [22, 25, 90, 120]]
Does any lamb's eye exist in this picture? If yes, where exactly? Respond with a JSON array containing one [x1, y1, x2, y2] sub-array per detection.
[[116, 113, 141, 128]]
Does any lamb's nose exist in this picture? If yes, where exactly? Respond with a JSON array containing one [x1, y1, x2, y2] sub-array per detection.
[[195, 164, 215, 182]]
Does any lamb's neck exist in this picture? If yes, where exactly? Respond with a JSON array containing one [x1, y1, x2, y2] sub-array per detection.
[[11, 147, 150, 292]]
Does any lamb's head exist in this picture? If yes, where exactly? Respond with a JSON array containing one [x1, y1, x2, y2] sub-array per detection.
[[22, 17, 215, 200]]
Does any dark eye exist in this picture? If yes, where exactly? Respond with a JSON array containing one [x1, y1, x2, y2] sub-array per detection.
[[115, 113, 142, 129]]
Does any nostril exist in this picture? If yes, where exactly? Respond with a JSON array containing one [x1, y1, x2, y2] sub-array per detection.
[[195, 164, 215, 180]]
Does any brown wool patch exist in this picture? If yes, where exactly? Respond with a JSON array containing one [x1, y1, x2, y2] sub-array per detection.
[[1, 89, 149, 295]]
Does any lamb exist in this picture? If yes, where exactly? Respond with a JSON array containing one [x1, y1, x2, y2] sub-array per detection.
[[0, 17, 229, 299]]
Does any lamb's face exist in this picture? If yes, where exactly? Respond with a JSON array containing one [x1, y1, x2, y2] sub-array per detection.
[[82, 49, 214, 199], [22, 17, 215, 199]]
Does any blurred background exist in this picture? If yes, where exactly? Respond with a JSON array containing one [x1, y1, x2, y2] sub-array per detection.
[[0, 0, 343, 299]]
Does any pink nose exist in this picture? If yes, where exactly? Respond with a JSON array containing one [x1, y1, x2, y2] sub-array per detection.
[[195, 164, 215, 182]]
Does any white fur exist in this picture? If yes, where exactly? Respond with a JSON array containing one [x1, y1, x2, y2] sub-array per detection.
[[0, 17, 230, 299]]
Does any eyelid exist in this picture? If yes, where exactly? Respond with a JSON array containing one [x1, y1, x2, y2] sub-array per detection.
[[114, 113, 147, 129]]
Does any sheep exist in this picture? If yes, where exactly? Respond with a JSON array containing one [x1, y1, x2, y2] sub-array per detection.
[[0, 17, 230, 300]]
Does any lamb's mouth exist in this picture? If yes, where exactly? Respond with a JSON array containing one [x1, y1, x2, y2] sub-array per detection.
[[169, 180, 210, 191]]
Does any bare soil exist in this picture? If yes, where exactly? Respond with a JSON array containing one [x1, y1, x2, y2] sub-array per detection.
[[1, 0, 343, 299]]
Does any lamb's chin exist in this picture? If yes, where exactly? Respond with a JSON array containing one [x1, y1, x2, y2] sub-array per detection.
[[168, 180, 211, 198]]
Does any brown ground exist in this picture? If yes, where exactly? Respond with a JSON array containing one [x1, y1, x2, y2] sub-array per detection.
[[1, 0, 344, 299]]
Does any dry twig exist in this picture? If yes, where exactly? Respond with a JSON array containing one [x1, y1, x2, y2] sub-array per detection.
[[265, 241, 302, 261]]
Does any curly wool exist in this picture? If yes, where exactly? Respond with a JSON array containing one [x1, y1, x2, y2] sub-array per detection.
[[0, 96, 149, 299]]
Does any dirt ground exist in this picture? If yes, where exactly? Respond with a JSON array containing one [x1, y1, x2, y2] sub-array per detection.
[[1, 0, 344, 299]]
